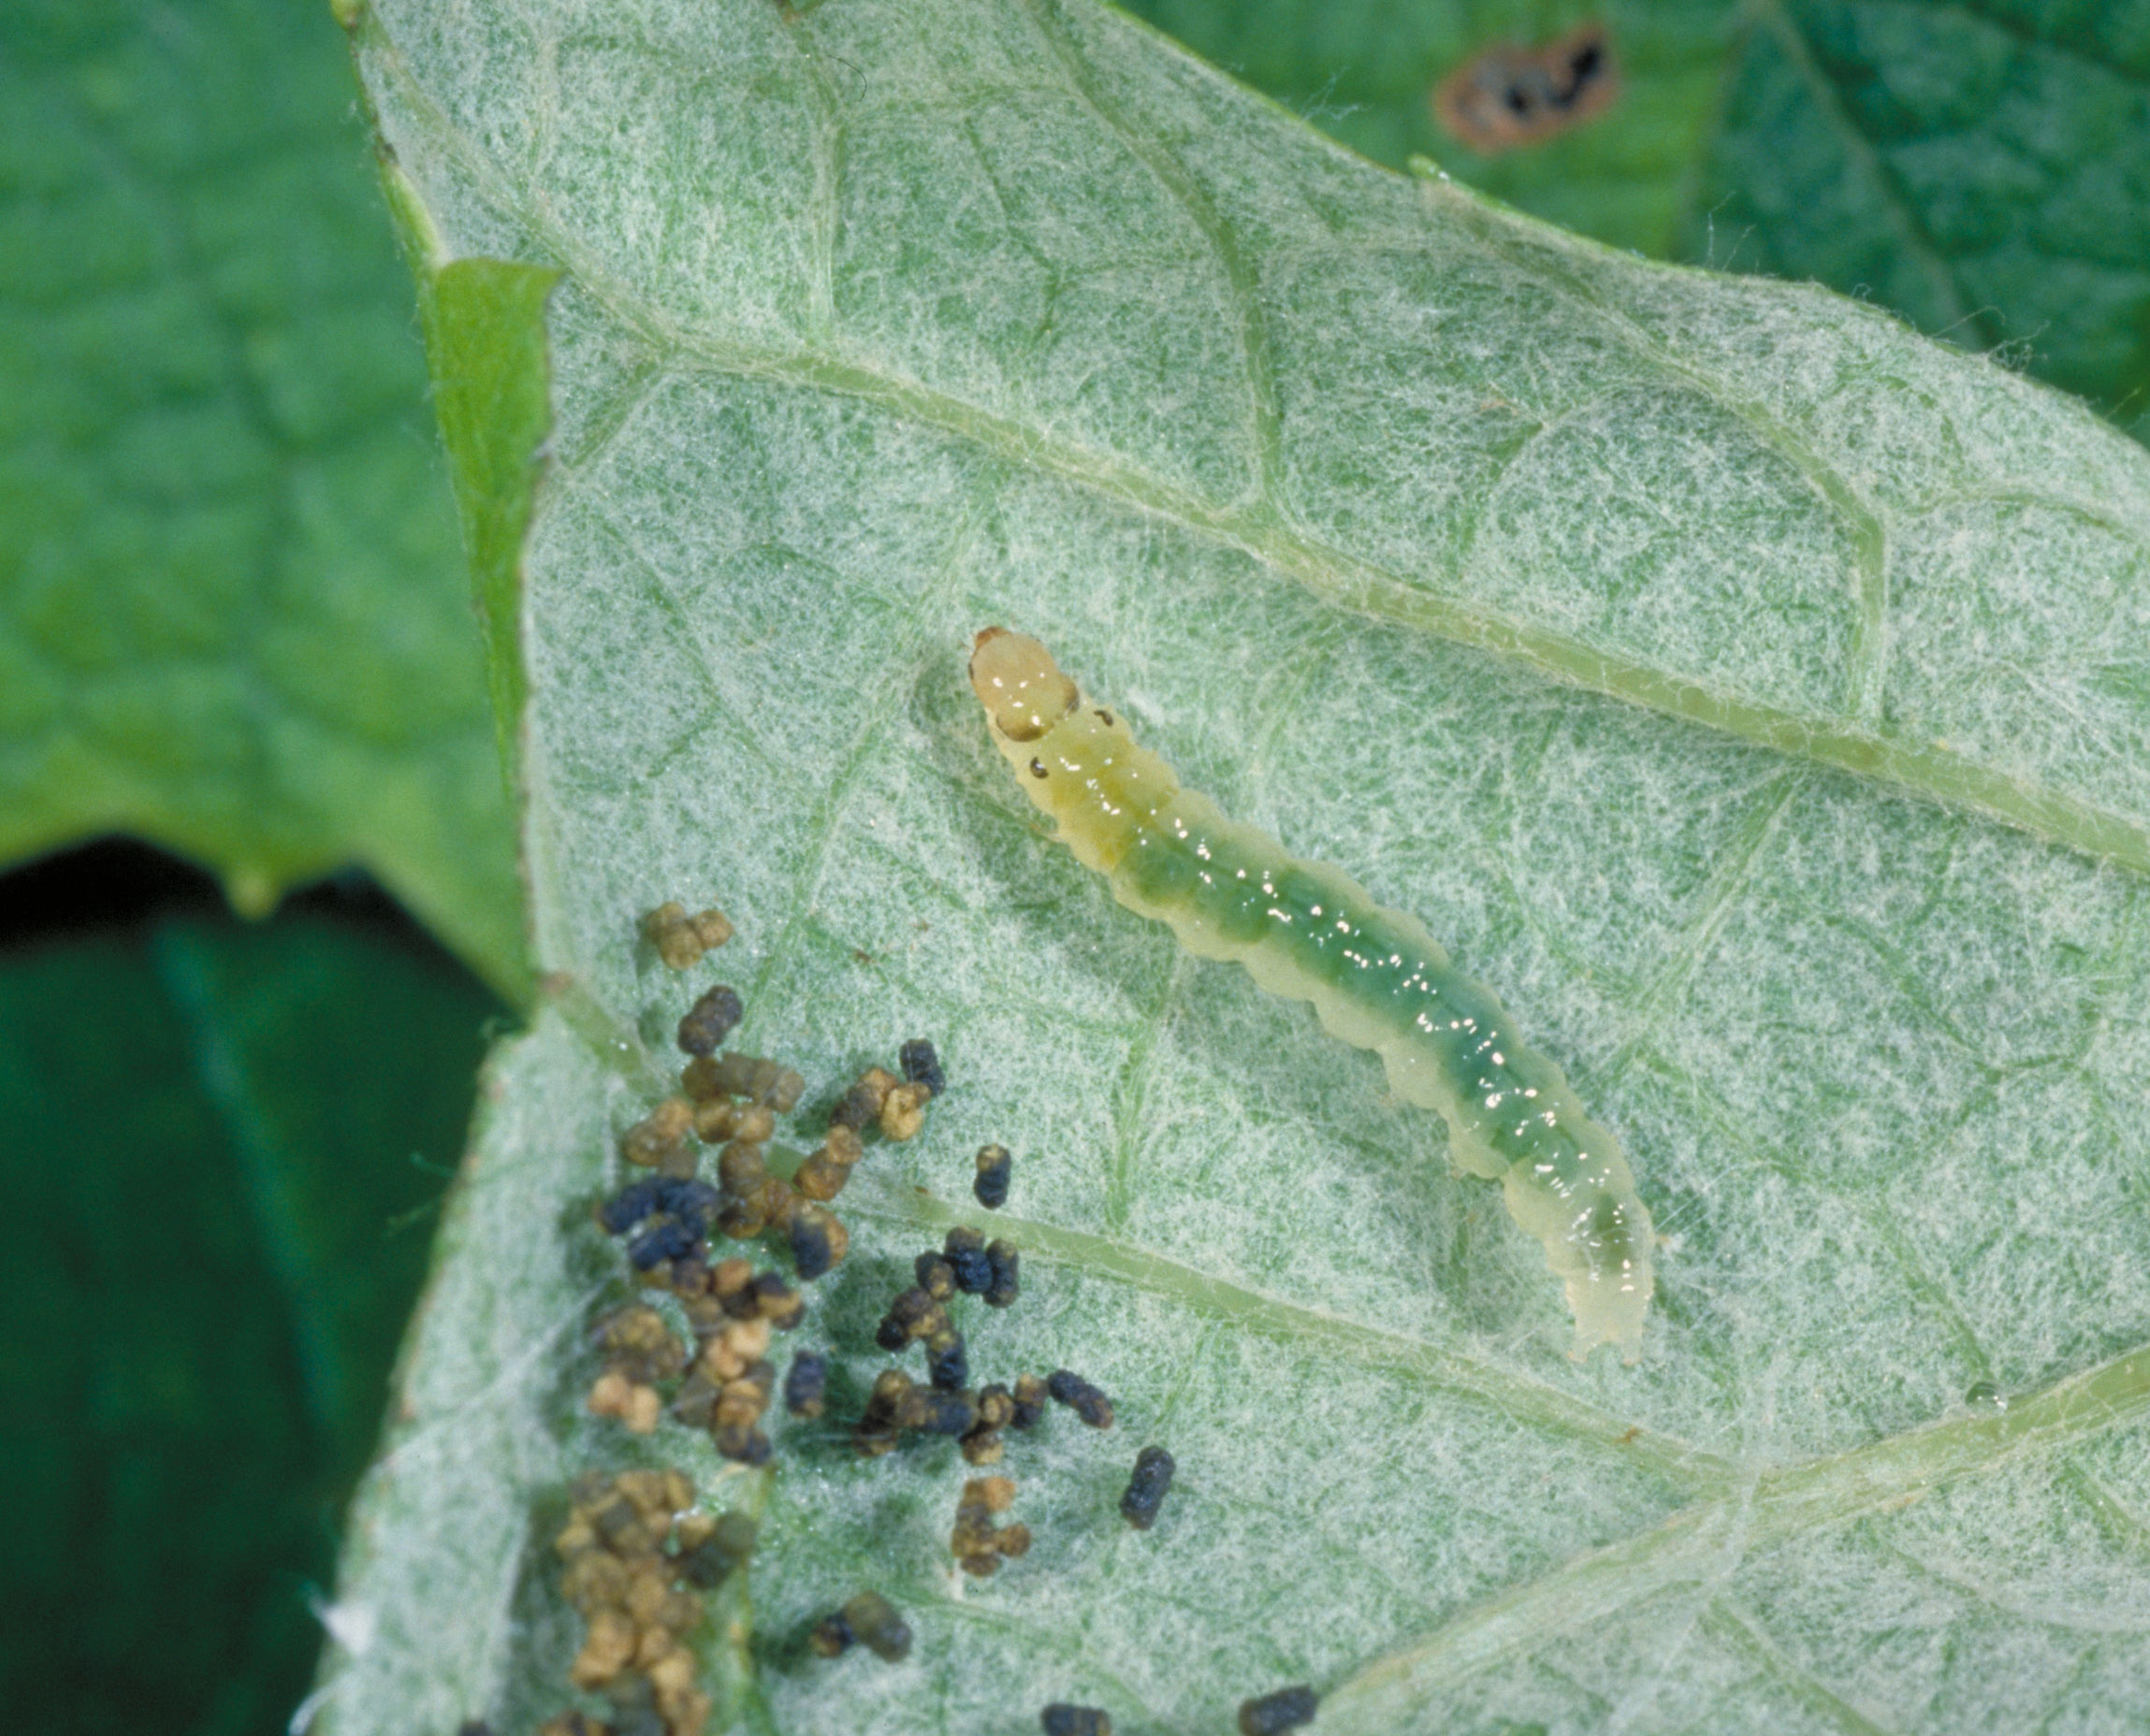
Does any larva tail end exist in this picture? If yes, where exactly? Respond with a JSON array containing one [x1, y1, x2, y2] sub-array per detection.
[[1568, 1327, 1646, 1367], [1502, 1164, 1655, 1365], [969, 626, 1078, 745], [1564, 1277, 1650, 1365]]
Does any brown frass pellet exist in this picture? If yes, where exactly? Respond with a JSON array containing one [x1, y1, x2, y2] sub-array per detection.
[[952, 1475, 1027, 1576], [643, 902, 734, 969], [1009, 1373, 1049, 1430], [855, 1366, 907, 1409], [1046, 1369, 1114, 1429], [712, 1422, 772, 1466], [676, 985, 744, 1057], [1040, 1708, 1112, 1736], [874, 1286, 943, 1352], [1120, 1445, 1174, 1530], [748, 1169, 794, 1223], [879, 1079, 931, 1140], [807, 1612, 853, 1658], [784, 1351, 828, 1418], [766, 1065, 806, 1114], [840, 1590, 911, 1662], [983, 1239, 1020, 1308], [749, 1269, 805, 1327], [960, 1383, 1017, 1465], [620, 1097, 695, 1169], [852, 1367, 985, 1453], [973, 1142, 1010, 1209], [897, 1037, 945, 1096], [853, 1368, 920, 1455], [677, 1512, 758, 1588], [678, 1056, 727, 1103], [926, 1334, 969, 1392], [913, 1388, 976, 1436], [684, 1052, 805, 1111], [693, 1098, 775, 1146], [716, 1139, 767, 1194], [594, 1303, 686, 1376], [944, 1225, 992, 1294], [792, 1138, 853, 1201], [828, 1068, 894, 1132], [913, 1251, 957, 1300], [1238, 1685, 1319, 1736], [789, 1204, 849, 1281], [551, 1467, 713, 1735]]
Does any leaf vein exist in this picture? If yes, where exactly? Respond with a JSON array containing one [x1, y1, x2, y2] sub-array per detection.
[[1016, 0, 1283, 518], [1323, 1338, 2150, 1726], [360, 13, 2150, 875], [840, 1172, 1731, 1487]]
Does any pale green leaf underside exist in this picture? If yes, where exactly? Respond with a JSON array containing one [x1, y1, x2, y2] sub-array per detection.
[[329, 1, 2150, 1731]]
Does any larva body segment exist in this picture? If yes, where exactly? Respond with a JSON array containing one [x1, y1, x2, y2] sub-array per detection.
[[969, 628, 1654, 1361]]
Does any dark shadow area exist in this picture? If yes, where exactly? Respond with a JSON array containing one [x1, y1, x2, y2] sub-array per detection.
[[0, 838, 507, 1736]]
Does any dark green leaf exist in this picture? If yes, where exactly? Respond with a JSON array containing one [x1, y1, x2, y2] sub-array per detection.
[[0, 869, 500, 1736], [1121, 0, 1737, 258], [1119, 0, 2150, 436], [0, 0, 528, 995], [1699, 0, 2150, 432]]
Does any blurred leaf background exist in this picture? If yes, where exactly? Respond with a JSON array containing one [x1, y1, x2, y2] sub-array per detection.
[[2, 0, 2144, 1731], [1119, 0, 2150, 436]]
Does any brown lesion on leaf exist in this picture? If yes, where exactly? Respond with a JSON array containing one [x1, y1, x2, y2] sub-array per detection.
[[1431, 22, 1620, 154]]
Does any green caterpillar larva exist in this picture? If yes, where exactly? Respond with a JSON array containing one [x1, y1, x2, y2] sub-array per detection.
[[968, 628, 1655, 1362]]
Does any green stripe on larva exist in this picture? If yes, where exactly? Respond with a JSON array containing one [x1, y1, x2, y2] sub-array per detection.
[[968, 628, 1655, 1362]]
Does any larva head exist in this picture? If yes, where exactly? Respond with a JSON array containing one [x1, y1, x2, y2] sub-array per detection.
[[968, 627, 1176, 871], [970, 628, 1078, 746]]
